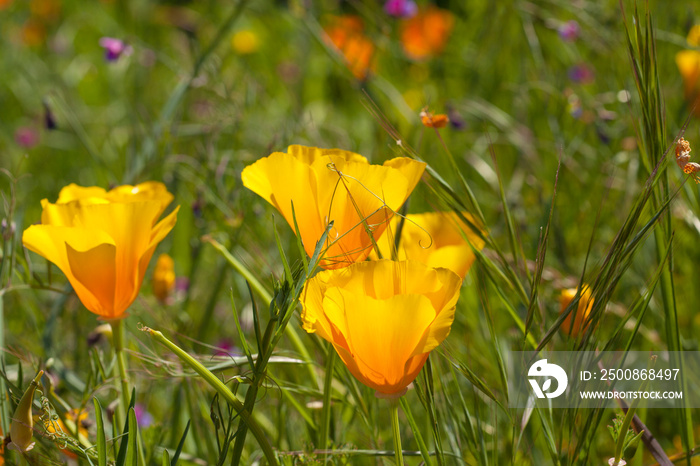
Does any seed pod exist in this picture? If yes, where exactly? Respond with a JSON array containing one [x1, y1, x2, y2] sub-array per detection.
[[8, 370, 44, 453]]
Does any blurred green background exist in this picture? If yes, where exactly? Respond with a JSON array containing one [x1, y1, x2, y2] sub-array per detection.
[[2, 0, 700, 464]]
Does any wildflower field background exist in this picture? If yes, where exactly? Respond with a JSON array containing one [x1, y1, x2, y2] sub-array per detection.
[[2, 0, 700, 464]]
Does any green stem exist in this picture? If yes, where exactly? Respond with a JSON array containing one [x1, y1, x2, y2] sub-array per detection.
[[109, 320, 130, 427], [109, 319, 148, 466], [0, 296, 8, 434], [230, 319, 277, 465], [204, 237, 317, 383], [390, 399, 405, 466], [142, 326, 278, 465]]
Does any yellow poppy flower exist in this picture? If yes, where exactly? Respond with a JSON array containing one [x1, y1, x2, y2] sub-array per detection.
[[152, 253, 176, 303], [372, 211, 484, 278], [559, 286, 594, 338], [241, 145, 425, 269], [676, 25, 700, 117], [301, 259, 462, 395], [22, 182, 179, 320]]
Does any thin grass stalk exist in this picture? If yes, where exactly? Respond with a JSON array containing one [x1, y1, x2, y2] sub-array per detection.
[[399, 397, 432, 466], [203, 236, 316, 382], [320, 348, 335, 464], [622, 2, 694, 457], [142, 326, 279, 465]]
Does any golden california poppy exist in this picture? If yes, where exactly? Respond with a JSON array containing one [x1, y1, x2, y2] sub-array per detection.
[[22, 182, 179, 320], [676, 25, 700, 117], [559, 286, 594, 338], [372, 211, 484, 278], [400, 6, 454, 60], [241, 145, 425, 269], [301, 259, 462, 395], [37, 409, 89, 459], [324, 15, 375, 80], [152, 253, 176, 303]]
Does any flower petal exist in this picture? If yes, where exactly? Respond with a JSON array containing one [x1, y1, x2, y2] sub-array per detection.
[[382, 157, 425, 195], [67, 242, 117, 318], [373, 211, 485, 278], [242, 151, 324, 255], [22, 225, 117, 316], [56, 184, 109, 203], [323, 287, 436, 390]]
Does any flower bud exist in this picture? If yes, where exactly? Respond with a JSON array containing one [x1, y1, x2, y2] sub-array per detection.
[[8, 371, 44, 453]]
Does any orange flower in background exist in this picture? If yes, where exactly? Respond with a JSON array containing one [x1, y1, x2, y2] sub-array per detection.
[[241, 145, 425, 269], [301, 260, 462, 395], [30, 0, 61, 21], [676, 25, 700, 117], [21, 20, 47, 47], [400, 6, 454, 60], [559, 286, 594, 338], [324, 15, 375, 80], [152, 253, 176, 303], [0, 0, 12, 10], [23, 182, 179, 320], [420, 107, 450, 128], [372, 211, 484, 278]]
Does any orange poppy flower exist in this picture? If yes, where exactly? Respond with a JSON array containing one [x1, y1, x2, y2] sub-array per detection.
[[301, 259, 462, 395], [241, 145, 425, 269], [559, 286, 594, 338], [372, 211, 484, 278], [400, 6, 454, 60], [22, 182, 179, 320], [420, 108, 450, 128], [324, 15, 375, 80]]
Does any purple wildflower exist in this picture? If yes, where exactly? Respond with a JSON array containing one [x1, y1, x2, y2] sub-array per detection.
[[384, 0, 418, 18], [558, 20, 580, 42], [99, 37, 132, 62], [214, 338, 240, 357], [14, 127, 39, 148], [568, 64, 594, 84], [446, 105, 466, 130], [134, 404, 154, 428]]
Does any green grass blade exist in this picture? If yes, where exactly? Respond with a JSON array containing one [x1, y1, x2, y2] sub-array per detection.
[[93, 397, 107, 466], [171, 420, 191, 466], [125, 407, 138, 466]]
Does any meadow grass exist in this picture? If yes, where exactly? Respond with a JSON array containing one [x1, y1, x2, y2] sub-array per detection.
[[1, 0, 700, 464]]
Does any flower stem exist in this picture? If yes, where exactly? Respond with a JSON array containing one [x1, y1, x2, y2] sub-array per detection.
[[390, 399, 405, 466], [109, 320, 131, 424], [110, 320, 147, 466]]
